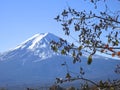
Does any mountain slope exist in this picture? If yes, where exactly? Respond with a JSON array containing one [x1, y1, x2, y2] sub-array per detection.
[[0, 33, 60, 62], [0, 33, 119, 87]]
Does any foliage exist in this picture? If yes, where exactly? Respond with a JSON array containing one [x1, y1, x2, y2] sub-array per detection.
[[51, 0, 120, 69], [51, 0, 120, 89], [53, 0, 120, 63]]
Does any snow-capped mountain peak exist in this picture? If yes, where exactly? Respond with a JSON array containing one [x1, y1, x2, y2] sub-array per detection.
[[13, 33, 59, 50], [28, 33, 47, 49], [0, 33, 60, 61]]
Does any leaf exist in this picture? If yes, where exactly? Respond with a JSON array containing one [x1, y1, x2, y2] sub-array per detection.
[[54, 15, 60, 21], [85, 40, 90, 44], [112, 53, 115, 57], [72, 50, 76, 57], [71, 43, 74, 47], [117, 51, 120, 57], [51, 45, 58, 52], [65, 73, 71, 79], [61, 63, 65, 66], [101, 49, 105, 53], [56, 78, 63, 83], [87, 55, 92, 65], [62, 9, 68, 16], [68, 19, 72, 25], [78, 52, 82, 56], [109, 47, 113, 51], [78, 46, 82, 50], [105, 44, 109, 48], [73, 59, 76, 64], [61, 49, 66, 55], [74, 24, 80, 31], [80, 67, 85, 75], [115, 40, 119, 46]]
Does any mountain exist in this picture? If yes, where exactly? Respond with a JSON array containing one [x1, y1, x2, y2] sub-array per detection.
[[0, 33, 120, 88], [0, 33, 60, 61]]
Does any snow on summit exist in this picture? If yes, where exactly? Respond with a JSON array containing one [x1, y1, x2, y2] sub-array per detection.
[[28, 33, 47, 49], [14, 33, 58, 50]]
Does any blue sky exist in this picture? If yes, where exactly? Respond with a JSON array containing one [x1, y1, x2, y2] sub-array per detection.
[[0, 0, 120, 52]]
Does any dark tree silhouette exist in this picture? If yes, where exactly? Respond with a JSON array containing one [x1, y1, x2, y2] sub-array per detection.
[[54, 0, 120, 59], [51, 0, 120, 89]]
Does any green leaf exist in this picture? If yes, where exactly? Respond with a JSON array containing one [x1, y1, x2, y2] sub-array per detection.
[[115, 40, 119, 46], [65, 73, 71, 79], [85, 40, 90, 44], [51, 45, 58, 52], [72, 50, 76, 57], [87, 55, 92, 65], [61, 49, 66, 55], [78, 46, 82, 50]]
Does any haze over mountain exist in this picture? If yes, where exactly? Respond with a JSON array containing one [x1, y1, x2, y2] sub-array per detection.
[[0, 33, 119, 87]]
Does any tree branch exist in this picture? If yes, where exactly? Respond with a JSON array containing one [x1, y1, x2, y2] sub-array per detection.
[[94, 15, 120, 24], [59, 77, 99, 87], [73, 15, 120, 24]]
